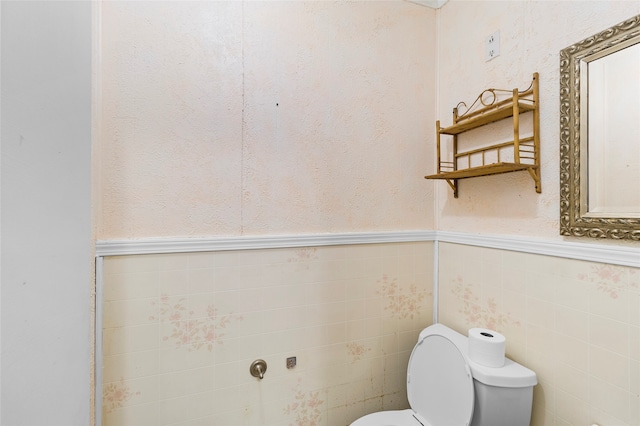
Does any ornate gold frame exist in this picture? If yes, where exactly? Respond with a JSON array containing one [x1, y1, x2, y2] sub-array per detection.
[[559, 14, 640, 241]]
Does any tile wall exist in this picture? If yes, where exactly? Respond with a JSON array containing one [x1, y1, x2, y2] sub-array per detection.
[[438, 242, 640, 426], [101, 242, 433, 425], [102, 239, 640, 426]]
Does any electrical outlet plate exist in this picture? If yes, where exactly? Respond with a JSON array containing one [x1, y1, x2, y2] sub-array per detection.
[[485, 30, 500, 61]]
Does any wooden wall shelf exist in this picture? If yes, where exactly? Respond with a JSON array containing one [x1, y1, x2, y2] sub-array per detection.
[[425, 73, 541, 198]]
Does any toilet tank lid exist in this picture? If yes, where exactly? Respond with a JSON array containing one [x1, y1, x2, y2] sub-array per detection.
[[419, 324, 538, 388], [469, 357, 537, 388]]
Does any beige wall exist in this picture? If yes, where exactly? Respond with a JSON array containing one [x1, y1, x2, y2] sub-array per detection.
[[98, 1, 436, 239], [435, 0, 640, 239], [101, 242, 433, 425], [97, 2, 640, 426], [99, 0, 640, 242], [433, 6, 640, 423]]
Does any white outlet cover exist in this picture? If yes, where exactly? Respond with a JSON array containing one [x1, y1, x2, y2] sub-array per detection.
[[485, 30, 500, 61]]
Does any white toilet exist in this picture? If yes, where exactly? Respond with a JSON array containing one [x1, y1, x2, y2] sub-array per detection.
[[351, 323, 537, 426]]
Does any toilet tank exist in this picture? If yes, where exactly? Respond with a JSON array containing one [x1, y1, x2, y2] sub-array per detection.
[[467, 348, 537, 426], [471, 380, 534, 426]]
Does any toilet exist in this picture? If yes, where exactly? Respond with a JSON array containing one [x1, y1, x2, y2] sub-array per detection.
[[351, 323, 537, 426]]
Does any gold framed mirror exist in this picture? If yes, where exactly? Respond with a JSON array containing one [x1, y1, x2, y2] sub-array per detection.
[[560, 14, 640, 241]]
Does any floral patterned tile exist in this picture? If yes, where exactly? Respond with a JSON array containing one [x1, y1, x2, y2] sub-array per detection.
[[103, 378, 141, 413], [151, 294, 243, 352], [283, 381, 325, 426], [579, 264, 628, 298], [377, 274, 429, 320], [102, 242, 436, 426], [446, 273, 521, 332]]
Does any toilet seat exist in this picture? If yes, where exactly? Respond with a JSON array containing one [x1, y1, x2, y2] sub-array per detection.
[[350, 409, 422, 426], [407, 334, 474, 425], [351, 334, 475, 426]]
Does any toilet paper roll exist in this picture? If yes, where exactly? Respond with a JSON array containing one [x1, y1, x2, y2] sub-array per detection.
[[468, 328, 506, 367]]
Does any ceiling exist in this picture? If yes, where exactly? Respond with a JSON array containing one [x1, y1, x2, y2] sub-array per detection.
[[405, 0, 449, 9]]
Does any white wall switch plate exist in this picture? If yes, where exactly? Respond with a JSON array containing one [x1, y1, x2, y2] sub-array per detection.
[[485, 30, 500, 61]]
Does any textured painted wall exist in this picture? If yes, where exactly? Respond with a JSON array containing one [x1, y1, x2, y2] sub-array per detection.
[[101, 242, 433, 425], [435, 1, 640, 239], [99, 1, 436, 239], [438, 242, 640, 426]]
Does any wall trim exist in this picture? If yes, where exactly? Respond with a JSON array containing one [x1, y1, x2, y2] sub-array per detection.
[[437, 231, 640, 268], [95, 231, 437, 256], [94, 257, 104, 426], [95, 230, 639, 268]]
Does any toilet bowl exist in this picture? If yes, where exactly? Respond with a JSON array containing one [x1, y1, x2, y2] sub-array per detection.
[[350, 323, 537, 426]]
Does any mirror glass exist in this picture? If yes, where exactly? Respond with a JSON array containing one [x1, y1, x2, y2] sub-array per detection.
[[585, 42, 640, 217], [560, 14, 640, 240]]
